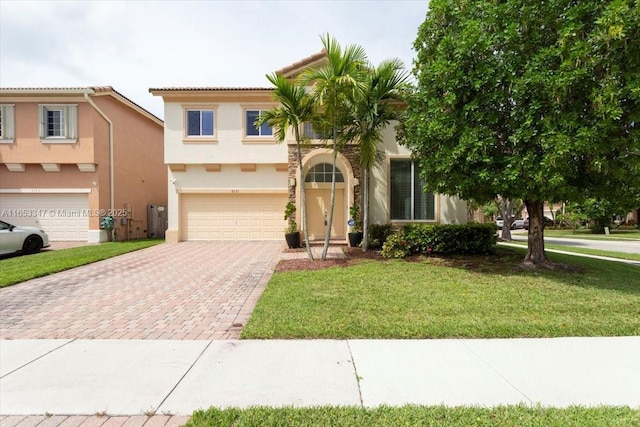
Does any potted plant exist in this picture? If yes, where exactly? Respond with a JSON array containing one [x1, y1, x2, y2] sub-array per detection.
[[284, 201, 301, 249], [348, 203, 364, 247]]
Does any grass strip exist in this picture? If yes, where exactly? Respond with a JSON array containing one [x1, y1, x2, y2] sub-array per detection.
[[543, 229, 640, 241], [0, 239, 162, 288], [186, 404, 640, 427], [502, 240, 640, 262]]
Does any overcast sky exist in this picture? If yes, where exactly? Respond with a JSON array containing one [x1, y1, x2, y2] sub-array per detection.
[[0, 0, 429, 119]]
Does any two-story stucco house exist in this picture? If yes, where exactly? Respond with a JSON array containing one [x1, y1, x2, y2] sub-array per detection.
[[0, 87, 166, 242], [150, 52, 467, 244]]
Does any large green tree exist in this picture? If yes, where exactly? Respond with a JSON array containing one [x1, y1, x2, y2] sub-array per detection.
[[302, 34, 368, 260], [257, 74, 317, 260], [403, 0, 640, 265]]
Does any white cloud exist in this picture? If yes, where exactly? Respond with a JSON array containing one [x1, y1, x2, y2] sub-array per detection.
[[0, 0, 429, 118]]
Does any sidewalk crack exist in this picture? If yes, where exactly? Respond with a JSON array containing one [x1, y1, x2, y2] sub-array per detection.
[[462, 340, 533, 404], [346, 340, 364, 407], [154, 340, 213, 413], [0, 338, 76, 379]]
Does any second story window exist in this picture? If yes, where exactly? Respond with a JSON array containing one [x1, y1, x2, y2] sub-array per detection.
[[39, 105, 77, 143], [0, 104, 15, 143], [186, 109, 215, 137], [245, 109, 273, 137], [302, 122, 331, 140]]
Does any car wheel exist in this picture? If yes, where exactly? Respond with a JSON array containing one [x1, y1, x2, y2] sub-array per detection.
[[22, 235, 43, 254]]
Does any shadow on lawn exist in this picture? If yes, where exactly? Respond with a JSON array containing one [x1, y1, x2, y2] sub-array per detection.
[[412, 247, 640, 297], [277, 246, 640, 297]]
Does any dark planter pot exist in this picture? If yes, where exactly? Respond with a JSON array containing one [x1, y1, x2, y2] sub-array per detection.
[[348, 232, 363, 248], [285, 232, 301, 249]]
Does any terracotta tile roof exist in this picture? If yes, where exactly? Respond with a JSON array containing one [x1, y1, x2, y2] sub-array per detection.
[[0, 86, 162, 125], [148, 87, 272, 92], [275, 49, 327, 76], [0, 87, 94, 93]]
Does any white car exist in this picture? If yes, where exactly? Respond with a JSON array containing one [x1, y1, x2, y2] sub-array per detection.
[[512, 219, 525, 229], [0, 220, 50, 255], [496, 216, 524, 230]]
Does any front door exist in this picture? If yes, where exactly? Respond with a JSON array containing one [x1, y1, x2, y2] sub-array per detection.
[[306, 188, 345, 240]]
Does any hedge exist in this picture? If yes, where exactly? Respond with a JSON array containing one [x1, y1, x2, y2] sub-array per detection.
[[381, 223, 498, 258]]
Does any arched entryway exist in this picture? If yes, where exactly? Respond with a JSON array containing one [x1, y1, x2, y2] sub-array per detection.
[[298, 149, 356, 241]]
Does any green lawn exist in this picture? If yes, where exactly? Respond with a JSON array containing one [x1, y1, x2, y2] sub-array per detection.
[[543, 228, 640, 240], [242, 247, 640, 339], [0, 239, 163, 288], [503, 240, 640, 262], [186, 405, 640, 427]]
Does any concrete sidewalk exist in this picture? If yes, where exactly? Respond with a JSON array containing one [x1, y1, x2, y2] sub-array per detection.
[[1, 337, 639, 416], [498, 242, 640, 266]]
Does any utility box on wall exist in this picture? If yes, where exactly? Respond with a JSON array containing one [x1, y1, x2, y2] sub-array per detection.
[[147, 205, 168, 239]]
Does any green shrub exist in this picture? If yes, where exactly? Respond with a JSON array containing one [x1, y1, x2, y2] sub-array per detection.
[[382, 223, 497, 258], [380, 231, 411, 258], [368, 223, 394, 249]]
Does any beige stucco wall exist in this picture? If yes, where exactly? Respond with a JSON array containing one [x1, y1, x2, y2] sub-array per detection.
[[166, 164, 288, 242], [369, 122, 468, 225], [161, 96, 289, 242], [163, 102, 288, 164], [156, 92, 467, 241]]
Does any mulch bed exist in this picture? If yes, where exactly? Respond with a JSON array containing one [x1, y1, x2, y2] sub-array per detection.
[[275, 247, 385, 272], [275, 247, 585, 274]]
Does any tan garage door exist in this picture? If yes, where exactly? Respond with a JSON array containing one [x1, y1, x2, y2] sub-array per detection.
[[181, 193, 288, 241], [0, 193, 89, 241]]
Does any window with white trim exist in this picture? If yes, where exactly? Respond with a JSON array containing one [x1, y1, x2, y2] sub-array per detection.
[[39, 104, 77, 142], [245, 109, 273, 137], [390, 159, 435, 221], [186, 109, 215, 137], [0, 104, 15, 142], [305, 163, 344, 183], [302, 122, 331, 140]]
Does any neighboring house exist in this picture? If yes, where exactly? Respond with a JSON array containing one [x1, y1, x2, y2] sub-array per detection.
[[0, 87, 166, 242], [150, 52, 467, 244]]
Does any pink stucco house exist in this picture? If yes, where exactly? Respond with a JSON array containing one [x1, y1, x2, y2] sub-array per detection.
[[0, 87, 166, 242]]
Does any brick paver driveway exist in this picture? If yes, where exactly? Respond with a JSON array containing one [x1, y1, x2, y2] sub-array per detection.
[[0, 242, 283, 340]]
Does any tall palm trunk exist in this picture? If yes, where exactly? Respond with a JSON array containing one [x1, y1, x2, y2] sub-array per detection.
[[321, 115, 338, 260], [361, 166, 369, 251], [294, 127, 313, 260]]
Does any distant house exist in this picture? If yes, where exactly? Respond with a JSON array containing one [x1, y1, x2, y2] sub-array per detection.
[[150, 52, 467, 243], [0, 87, 166, 242]]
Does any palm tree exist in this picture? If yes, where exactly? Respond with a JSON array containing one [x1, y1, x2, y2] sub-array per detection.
[[301, 34, 368, 260], [342, 58, 409, 250], [257, 73, 316, 260]]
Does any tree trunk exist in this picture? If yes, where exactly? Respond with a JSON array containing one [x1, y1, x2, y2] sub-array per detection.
[[321, 133, 338, 260], [361, 167, 369, 251], [497, 195, 514, 240], [524, 200, 549, 265], [294, 128, 313, 260], [500, 220, 513, 240]]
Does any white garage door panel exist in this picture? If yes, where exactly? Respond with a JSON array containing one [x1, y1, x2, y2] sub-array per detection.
[[181, 193, 287, 241], [0, 194, 89, 241]]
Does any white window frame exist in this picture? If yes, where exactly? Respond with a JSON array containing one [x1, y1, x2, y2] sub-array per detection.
[[244, 109, 273, 137], [183, 106, 217, 142], [389, 158, 437, 222], [0, 104, 15, 143], [39, 104, 77, 143]]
